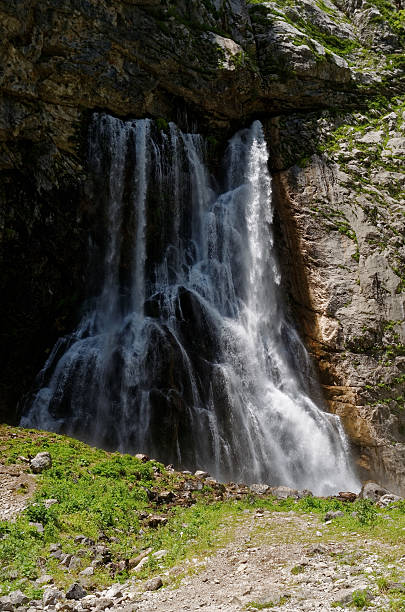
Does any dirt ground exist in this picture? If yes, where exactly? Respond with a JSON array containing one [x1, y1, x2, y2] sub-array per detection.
[[0, 463, 36, 521], [98, 509, 405, 611]]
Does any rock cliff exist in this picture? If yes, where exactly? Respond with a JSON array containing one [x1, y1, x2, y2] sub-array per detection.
[[0, 0, 404, 489]]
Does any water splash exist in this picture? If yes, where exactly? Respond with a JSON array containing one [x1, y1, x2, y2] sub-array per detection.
[[21, 114, 360, 495]]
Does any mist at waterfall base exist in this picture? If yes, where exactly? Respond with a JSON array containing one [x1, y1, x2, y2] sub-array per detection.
[[21, 114, 360, 495]]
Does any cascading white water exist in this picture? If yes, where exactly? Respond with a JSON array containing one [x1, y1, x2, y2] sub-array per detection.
[[21, 114, 360, 495]]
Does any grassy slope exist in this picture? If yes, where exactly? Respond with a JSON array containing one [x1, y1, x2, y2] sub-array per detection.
[[1, 425, 405, 607]]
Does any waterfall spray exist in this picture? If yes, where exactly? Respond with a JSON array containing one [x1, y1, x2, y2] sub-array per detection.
[[22, 114, 360, 495]]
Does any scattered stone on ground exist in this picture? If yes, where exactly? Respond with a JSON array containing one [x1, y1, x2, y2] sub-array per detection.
[[0, 464, 36, 521], [65, 583, 87, 600], [8, 506, 401, 611], [1, 445, 404, 612]]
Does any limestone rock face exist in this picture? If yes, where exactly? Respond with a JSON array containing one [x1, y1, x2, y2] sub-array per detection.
[[268, 100, 405, 494], [0, 0, 404, 490]]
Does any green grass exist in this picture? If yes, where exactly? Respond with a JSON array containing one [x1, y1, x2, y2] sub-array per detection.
[[351, 589, 371, 609], [1, 425, 405, 600], [0, 425, 243, 595]]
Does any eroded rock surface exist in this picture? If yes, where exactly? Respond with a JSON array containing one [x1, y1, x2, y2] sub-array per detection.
[[269, 99, 405, 493]]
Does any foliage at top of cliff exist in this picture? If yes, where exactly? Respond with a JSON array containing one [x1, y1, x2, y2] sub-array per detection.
[[245, 0, 403, 97]]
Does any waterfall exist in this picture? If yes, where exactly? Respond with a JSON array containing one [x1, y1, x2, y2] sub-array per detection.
[[21, 114, 360, 495]]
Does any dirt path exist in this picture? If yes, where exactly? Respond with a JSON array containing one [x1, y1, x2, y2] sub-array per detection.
[[0, 463, 36, 521], [93, 508, 405, 612]]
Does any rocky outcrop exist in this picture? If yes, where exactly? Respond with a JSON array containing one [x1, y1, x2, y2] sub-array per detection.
[[269, 99, 405, 494], [0, 0, 404, 489]]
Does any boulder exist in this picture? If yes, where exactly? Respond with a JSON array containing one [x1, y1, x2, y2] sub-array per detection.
[[8, 590, 29, 606], [144, 576, 163, 591], [65, 583, 87, 600], [325, 510, 344, 521], [146, 515, 168, 528], [43, 588, 63, 606], [135, 453, 149, 463], [30, 452, 52, 473], [36, 574, 54, 585], [250, 484, 271, 495], [357, 130, 384, 144], [269, 486, 299, 499], [104, 584, 123, 599], [338, 492, 357, 502], [360, 482, 391, 502], [152, 549, 168, 559], [377, 493, 403, 507], [0, 598, 13, 611]]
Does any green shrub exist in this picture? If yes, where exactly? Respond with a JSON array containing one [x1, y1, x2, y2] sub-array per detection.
[[355, 499, 378, 525], [351, 589, 370, 609]]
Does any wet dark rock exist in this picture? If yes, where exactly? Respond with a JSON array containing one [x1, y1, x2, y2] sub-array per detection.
[[1, 0, 403, 494]]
